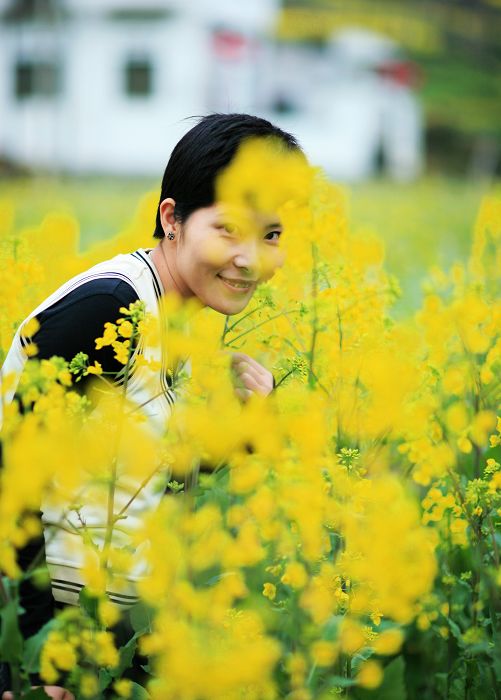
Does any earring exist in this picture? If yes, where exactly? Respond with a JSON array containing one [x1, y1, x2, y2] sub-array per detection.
[[167, 231, 175, 240]]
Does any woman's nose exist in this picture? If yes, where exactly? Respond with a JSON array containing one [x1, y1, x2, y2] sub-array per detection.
[[233, 240, 260, 274]]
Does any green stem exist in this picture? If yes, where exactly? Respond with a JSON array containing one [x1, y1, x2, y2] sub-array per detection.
[[346, 656, 352, 699], [489, 664, 501, 700], [487, 515, 500, 569], [0, 576, 9, 605], [282, 336, 331, 397], [115, 466, 162, 518], [273, 368, 295, 389], [447, 468, 501, 654], [221, 314, 231, 345], [306, 662, 317, 688], [223, 309, 300, 347], [308, 243, 319, 388], [102, 328, 137, 567], [222, 306, 262, 338], [4, 581, 26, 700], [10, 661, 22, 700], [446, 512, 453, 700]]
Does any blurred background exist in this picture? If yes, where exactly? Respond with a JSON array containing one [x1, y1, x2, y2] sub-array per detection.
[[1, 0, 500, 310]]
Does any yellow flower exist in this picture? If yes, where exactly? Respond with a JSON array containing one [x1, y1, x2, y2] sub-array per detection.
[[339, 619, 366, 656], [440, 602, 450, 616], [373, 628, 404, 655], [95, 322, 118, 349], [21, 316, 40, 339], [40, 658, 58, 685], [85, 361, 103, 376], [310, 640, 338, 667], [80, 673, 99, 698], [55, 641, 77, 671], [357, 660, 383, 689], [442, 367, 465, 395], [81, 550, 107, 597], [93, 630, 119, 668], [114, 679, 133, 698], [112, 339, 131, 364], [286, 652, 307, 688], [263, 582, 277, 600], [24, 342, 38, 357], [450, 518, 469, 547], [281, 561, 308, 590], [118, 320, 134, 338], [98, 598, 121, 628], [457, 436, 473, 454], [370, 610, 383, 626], [488, 472, 501, 493]]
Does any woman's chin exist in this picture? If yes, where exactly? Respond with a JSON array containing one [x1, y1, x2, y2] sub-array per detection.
[[209, 295, 252, 316]]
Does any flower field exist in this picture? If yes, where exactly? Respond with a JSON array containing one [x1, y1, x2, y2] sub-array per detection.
[[0, 166, 500, 700]]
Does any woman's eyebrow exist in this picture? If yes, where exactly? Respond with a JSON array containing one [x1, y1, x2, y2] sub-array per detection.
[[266, 222, 282, 229]]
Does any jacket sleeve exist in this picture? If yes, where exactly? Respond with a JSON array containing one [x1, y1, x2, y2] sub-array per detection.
[[10, 280, 139, 638]]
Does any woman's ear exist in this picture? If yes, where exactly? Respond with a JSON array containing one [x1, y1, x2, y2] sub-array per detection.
[[159, 198, 177, 235]]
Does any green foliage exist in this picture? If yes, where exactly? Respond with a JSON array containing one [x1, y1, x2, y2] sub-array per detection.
[[0, 593, 23, 665], [354, 657, 407, 700], [23, 620, 55, 675]]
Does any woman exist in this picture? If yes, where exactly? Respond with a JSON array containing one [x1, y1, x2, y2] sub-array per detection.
[[1, 113, 304, 697]]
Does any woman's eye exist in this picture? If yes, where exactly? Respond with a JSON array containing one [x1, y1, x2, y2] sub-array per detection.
[[217, 223, 238, 235], [264, 230, 282, 242]]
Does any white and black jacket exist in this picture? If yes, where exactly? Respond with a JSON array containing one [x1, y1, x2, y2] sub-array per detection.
[[1, 249, 179, 608]]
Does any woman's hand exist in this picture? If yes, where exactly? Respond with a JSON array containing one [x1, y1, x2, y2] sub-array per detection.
[[2, 687, 75, 700], [231, 352, 274, 402]]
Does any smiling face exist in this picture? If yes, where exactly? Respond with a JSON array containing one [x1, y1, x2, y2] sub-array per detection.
[[171, 203, 285, 315]]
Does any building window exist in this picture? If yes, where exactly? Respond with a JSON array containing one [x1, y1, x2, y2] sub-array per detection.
[[124, 58, 153, 97], [108, 8, 173, 22], [2, 0, 67, 23], [14, 60, 60, 99]]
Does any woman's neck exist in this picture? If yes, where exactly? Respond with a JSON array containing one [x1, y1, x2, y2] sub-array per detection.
[[149, 241, 192, 299]]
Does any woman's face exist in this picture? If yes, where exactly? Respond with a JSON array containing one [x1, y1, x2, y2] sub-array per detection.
[[169, 202, 285, 315]]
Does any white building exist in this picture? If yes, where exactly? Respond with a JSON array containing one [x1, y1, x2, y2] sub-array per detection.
[[267, 28, 424, 181], [0, 1, 423, 180], [0, 0, 279, 174]]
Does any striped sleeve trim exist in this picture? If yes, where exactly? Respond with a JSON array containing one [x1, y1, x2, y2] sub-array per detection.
[[131, 250, 177, 408], [51, 578, 139, 608]]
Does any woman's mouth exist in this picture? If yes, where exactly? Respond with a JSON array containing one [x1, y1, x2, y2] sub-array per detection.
[[217, 274, 255, 292]]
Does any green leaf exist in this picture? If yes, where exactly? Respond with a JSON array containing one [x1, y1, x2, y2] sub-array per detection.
[[465, 640, 490, 656], [0, 596, 24, 664], [326, 674, 357, 688], [22, 689, 51, 699], [129, 602, 153, 635], [491, 616, 501, 682], [354, 656, 406, 700], [493, 652, 501, 683], [109, 633, 138, 679], [129, 681, 151, 699], [99, 667, 113, 691], [433, 672, 448, 697], [352, 646, 375, 671], [449, 661, 466, 700], [447, 617, 464, 646], [23, 619, 56, 673], [78, 587, 99, 623]]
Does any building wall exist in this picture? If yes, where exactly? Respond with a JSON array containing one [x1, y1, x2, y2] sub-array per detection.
[[0, 0, 274, 173], [0, 2, 423, 180], [0, 11, 213, 172]]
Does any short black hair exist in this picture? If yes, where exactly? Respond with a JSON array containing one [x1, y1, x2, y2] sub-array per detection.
[[153, 113, 302, 239]]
